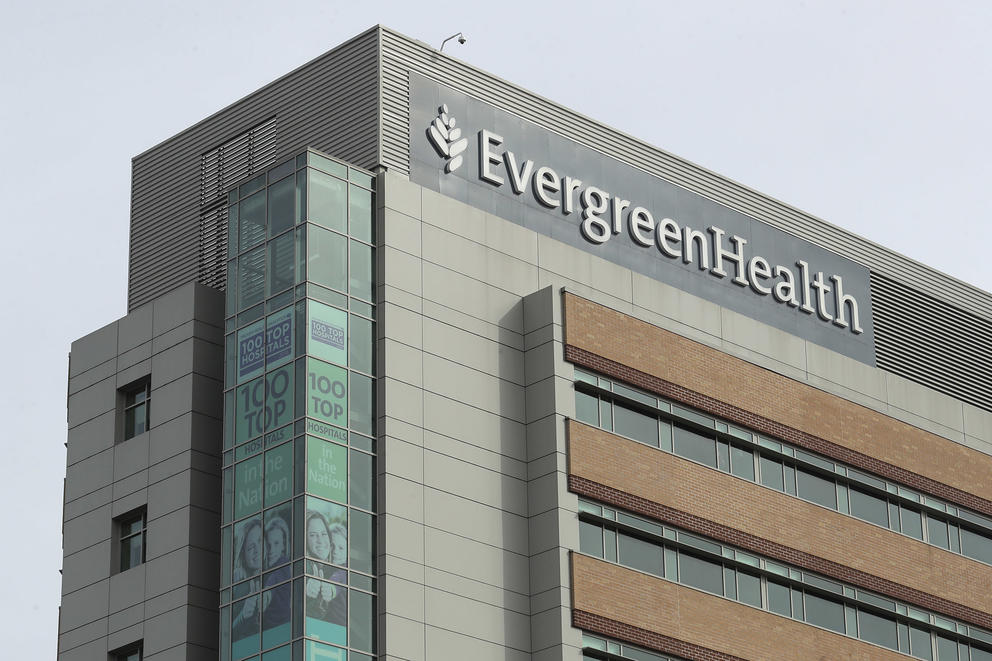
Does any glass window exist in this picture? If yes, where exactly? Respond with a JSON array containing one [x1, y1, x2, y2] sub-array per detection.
[[575, 392, 599, 425], [617, 532, 663, 576], [267, 232, 295, 297], [902, 506, 924, 540], [673, 425, 717, 468], [122, 380, 151, 440], [350, 372, 374, 436], [264, 505, 292, 572], [307, 225, 347, 292], [738, 570, 761, 607], [730, 445, 755, 481], [350, 510, 374, 575], [350, 450, 374, 511], [118, 509, 146, 572], [971, 647, 992, 661], [261, 583, 292, 649], [804, 592, 845, 633], [350, 589, 375, 652], [350, 240, 373, 301], [349, 184, 373, 242], [927, 517, 950, 550], [309, 169, 347, 232], [239, 246, 266, 310], [264, 443, 293, 507], [858, 609, 899, 650], [796, 467, 837, 509], [961, 528, 992, 564], [678, 551, 723, 595], [349, 315, 373, 374], [268, 176, 295, 237], [239, 190, 266, 251], [850, 487, 889, 527], [936, 636, 958, 660], [233, 516, 263, 582], [580, 521, 603, 557], [910, 625, 933, 660], [235, 456, 263, 519], [614, 403, 659, 447], [768, 580, 791, 616], [760, 456, 785, 491]]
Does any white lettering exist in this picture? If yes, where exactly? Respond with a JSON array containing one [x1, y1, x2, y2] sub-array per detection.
[[628, 206, 654, 247], [533, 167, 560, 208], [709, 226, 749, 286], [478, 130, 504, 186], [503, 151, 533, 194], [748, 256, 773, 295]]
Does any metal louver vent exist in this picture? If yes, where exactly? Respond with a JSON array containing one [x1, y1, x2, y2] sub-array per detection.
[[197, 117, 277, 290], [871, 272, 992, 413]]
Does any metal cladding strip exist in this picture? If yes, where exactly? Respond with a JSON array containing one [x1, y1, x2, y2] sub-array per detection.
[[569, 474, 992, 632], [563, 344, 992, 519], [573, 609, 747, 661], [127, 28, 379, 311], [872, 271, 992, 413], [377, 27, 992, 323]]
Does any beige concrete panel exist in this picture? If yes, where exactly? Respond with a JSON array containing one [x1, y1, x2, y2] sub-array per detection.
[[383, 172, 422, 219], [885, 371, 965, 434], [964, 402, 992, 448], [382, 302, 424, 349], [383, 416, 424, 447], [383, 513, 425, 565], [963, 435, 992, 456], [422, 261, 524, 332], [424, 430, 527, 481], [382, 338, 424, 388], [384, 436, 424, 483], [524, 320, 563, 353], [424, 448, 527, 516], [538, 234, 633, 303], [631, 271, 723, 337], [528, 508, 570, 556], [383, 574, 425, 620], [383, 377, 424, 427], [425, 625, 531, 661], [530, 584, 569, 616], [423, 487, 528, 555], [382, 245, 423, 296], [530, 606, 573, 653], [422, 224, 540, 297], [424, 527, 529, 595], [424, 567, 530, 614], [524, 337, 556, 387], [422, 298, 524, 352], [532, 643, 584, 661], [538, 271, 634, 320], [806, 340, 888, 403], [425, 588, 531, 652], [527, 471, 565, 518], [384, 475, 426, 524], [486, 211, 540, 264], [423, 391, 526, 460], [381, 284, 423, 315], [382, 551, 427, 584], [383, 208, 423, 255], [720, 307, 807, 371], [423, 353, 525, 421], [421, 186, 485, 239], [422, 316, 525, 386], [384, 613, 426, 661]]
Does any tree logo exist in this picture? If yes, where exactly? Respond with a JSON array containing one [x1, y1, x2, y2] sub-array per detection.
[[426, 104, 468, 173]]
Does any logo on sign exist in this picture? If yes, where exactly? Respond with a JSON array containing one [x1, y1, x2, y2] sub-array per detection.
[[311, 319, 345, 350], [426, 104, 468, 173]]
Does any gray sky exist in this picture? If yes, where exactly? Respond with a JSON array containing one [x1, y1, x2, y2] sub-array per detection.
[[3, 1, 990, 654]]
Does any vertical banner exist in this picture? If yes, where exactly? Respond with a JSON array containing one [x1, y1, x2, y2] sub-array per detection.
[[307, 358, 348, 428], [265, 365, 294, 431], [236, 377, 264, 443], [307, 436, 347, 504], [308, 300, 348, 366], [237, 319, 266, 383], [266, 307, 294, 369]]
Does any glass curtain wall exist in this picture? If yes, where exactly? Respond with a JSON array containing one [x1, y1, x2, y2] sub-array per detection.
[[220, 150, 376, 661]]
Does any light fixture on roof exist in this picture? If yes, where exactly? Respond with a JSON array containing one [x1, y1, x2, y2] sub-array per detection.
[[440, 32, 466, 52]]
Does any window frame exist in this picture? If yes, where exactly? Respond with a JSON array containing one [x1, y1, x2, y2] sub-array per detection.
[[121, 378, 151, 441], [116, 508, 147, 573]]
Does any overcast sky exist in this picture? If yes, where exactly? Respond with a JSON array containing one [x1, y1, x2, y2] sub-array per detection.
[[3, 1, 990, 655]]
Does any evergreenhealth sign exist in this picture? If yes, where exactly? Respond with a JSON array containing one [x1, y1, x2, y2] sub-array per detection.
[[409, 74, 876, 365]]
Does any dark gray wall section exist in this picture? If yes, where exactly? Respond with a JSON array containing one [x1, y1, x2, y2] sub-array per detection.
[[408, 74, 876, 365], [128, 28, 380, 311], [60, 283, 223, 661]]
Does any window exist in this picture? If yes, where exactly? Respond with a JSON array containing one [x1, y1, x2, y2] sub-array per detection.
[[110, 641, 142, 661], [122, 380, 151, 440], [117, 509, 146, 572]]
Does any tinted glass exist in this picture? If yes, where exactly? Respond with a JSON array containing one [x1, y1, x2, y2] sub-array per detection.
[[309, 169, 347, 232], [678, 552, 723, 595], [760, 456, 785, 491], [910, 625, 933, 661], [575, 392, 599, 425], [614, 403, 659, 447], [936, 635, 957, 660], [673, 425, 717, 467], [901, 506, 924, 540], [579, 521, 603, 557], [804, 592, 844, 633], [850, 487, 888, 527], [618, 532, 663, 576], [961, 528, 992, 564], [307, 226, 347, 292], [350, 590, 375, 652], [971, 647, 992, 661], [858, 609, 898, 650], [768, 580, 791, 616], [239, 190, 266, 251], [268, 176, 294, 237], [350, 240, 373, 300], [267, 232, 294, 296], [797, 468, 837, 509], [738, 570, 761, 607], [731, 445, 755, 481], [927, 517, 950, 549]]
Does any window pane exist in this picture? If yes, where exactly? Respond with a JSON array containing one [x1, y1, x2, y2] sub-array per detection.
[[350, 372, 374, 436], [264, 443, 293, 507], [850, 487, 888, 527], [350, 510, 374, 574], [239, 190, 266, 251], [797, 467, 837, 509], [936, 636, 957, 660], [961, 527, 992, 564], [760, 456, 785, 491], [350, 589, 375, 652], [738, 570, 761, 607], [267, 232, 295, 297], [768, 580, 791, 616], [579, 521, 603, 557], [307, 225, 347, 292], [304, 578, 347, 646], [234, 516, 263, 581], [614, 403, 659, 447], [574, 392, 599, 425], [239, 246, 266, 310], [261, 583, 292, 649], [971, 647, 992, 661], [678, 552, 723, 595], [349, 240, 372, 301], [927, 517, 950, 549], [901, 506, 924, 540], [268, 176, 295, 237], [264, 504, 292, 571], [858, 609, 899, 650], [235, 456, 263, 519], [618, 532, 663, 576], [349, 315, 373, 374], [121, 535, 143, 571], [805, 592, 844, 633], [349, 184, 373, 242], [673, 425, 716, 467], [910, 626, 933, 660], [309, 169, 347, 232], [350, 450, 374, 511]]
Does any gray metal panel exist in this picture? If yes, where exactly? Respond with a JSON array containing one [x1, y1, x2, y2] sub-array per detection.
[[128, 28, 381, 311], [378, 28, 992, 324]]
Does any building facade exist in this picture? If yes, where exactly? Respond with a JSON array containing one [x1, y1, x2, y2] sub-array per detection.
[[59, 25, 992, 661]]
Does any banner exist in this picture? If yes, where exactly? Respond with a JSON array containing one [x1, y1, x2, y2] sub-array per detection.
[[308, 300, 348, 367]]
